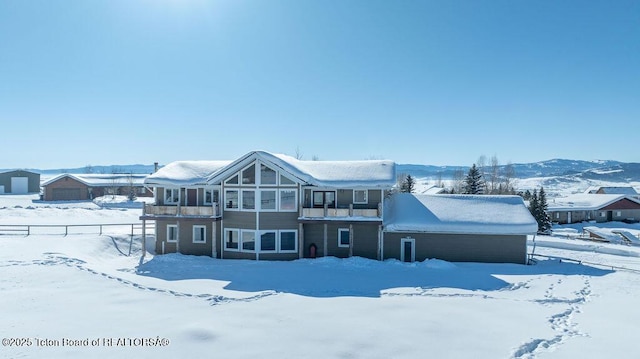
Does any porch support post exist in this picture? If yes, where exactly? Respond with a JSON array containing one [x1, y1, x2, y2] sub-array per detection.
[[298, 223, 304, 259], [323, 223, 328, 257], [349, 224, 354, 257]]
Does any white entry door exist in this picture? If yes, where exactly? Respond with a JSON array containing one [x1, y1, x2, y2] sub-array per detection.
[[10, 177, 28, 194], [400, 237, 415, 263]]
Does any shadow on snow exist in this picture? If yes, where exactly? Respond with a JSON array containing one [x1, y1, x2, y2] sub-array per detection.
[[136, 254, 612, 298]]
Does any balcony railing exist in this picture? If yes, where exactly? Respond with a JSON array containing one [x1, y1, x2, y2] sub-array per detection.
[[143, 203, 220, 217], [301, 203, 381, 219]]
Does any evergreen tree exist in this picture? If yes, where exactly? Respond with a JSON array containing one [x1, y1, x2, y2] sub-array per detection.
[[527, 188, 552, 234], [523, 189, 532, 201], [400, 174, 416, 193], [463, 164, 484, 194], [537, 187, 552, 233]]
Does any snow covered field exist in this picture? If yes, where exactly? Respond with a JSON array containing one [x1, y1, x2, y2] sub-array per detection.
[[2, 195, 640, 358]]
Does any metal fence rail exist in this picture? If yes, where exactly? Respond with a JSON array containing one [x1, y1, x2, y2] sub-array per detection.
[[0, 223, 155, 237]]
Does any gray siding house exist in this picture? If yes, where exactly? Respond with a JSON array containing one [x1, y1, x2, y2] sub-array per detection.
[[142, 151, 395, 261], [0, 170, 40, 194], [547, 194, 640, 224], [141, 151, 536, 264]]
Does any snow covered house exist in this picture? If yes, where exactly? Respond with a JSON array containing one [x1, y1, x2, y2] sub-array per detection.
[[141, 151, 395, 260], [41, 173, 152, 201], [547, 194, 640, 224], [383, 194, 537, 264], [584, 186, 640, 200], [141, 151, 536, 264]]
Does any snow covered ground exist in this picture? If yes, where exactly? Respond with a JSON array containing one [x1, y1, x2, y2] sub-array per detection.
[[2, 195, 640, 358]]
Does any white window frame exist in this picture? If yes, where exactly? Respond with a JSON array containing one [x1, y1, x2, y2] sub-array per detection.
[[241, 164, 256, 186], [241, 230, 256, 252], [279, 230, 298, 253], [224, 228, 240, 251], [242, 190, 256, 210], [600, 211, 606, 218], [279, 174, 296, 186], [165, 188, 180, 205], [400, 237, 416, 263], [167, 224, 178, 243], [193, 225, 206, 244], [224, 174, 239, 185], [259, 231, 277, 252], [260, 163, 277, 185], [338, 228, 350, 248], [224, 189, 239, 210], [260, 190, 277, 211], [353, 189, 368, 204], [204, 189, 218, 205], [279, 189, 298, 212], [616, 211, 622, 217]]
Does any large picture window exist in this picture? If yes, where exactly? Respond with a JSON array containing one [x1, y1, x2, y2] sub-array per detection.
[[224, 229, 239, 250], [261, 190, 276, 210], [280, 189, 297, 211], [242, 164, 256, 185], [260, 231, 276, 252], [225, 190, 238, 209], [260, 164, 277, 185], [242, 231, 256, 251], [313, 191, 335, 208], [242, 190, 255, 210], [280, 231, 297, 252]]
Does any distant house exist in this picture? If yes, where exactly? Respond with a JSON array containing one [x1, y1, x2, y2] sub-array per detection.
[[41, 173, 152, 201], [547, 194, 640, 224], [584, 186, 640, 200], [0, 170, 40, 194], [383, 194, 537, 264]]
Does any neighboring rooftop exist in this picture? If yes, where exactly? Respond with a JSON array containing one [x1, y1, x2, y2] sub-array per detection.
[[546, 193, 639, 211], [584, 186, 639, 195], [42, 173, 149, 187]]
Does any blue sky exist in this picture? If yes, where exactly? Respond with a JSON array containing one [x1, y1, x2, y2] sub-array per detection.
[[1, 0, 638, 169]]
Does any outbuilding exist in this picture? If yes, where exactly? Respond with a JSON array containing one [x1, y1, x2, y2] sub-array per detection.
[[0, 170, 41, 194], [41, 173, 152, 201], [383, 193, 538, 264]]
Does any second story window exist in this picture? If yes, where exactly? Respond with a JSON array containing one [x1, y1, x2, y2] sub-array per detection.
[[225, 190, 238, 209], [313, 191, 336, 208], [353, 190, 368, 204], [204, 189, 219, 205], [165, 188, 179, 204]]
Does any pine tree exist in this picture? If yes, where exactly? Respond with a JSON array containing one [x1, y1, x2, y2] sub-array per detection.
[[463, 164, 484, 194], [537, 187, 552, 233], [400, 174, 415, 193]]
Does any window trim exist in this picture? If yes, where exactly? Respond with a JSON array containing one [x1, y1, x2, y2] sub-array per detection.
[[224, 229, 240, 251], [353, 189, 368, 204], [260, 163, 277, 185], [167, 224, 178, 243], [192, 225, 206, 244], [259, 231, 277, 252], [338, 228, 350, 248], [260, 190, 277, 211], [242, 189, 256, 210], [204, 189, 218, 205], [241, 164, 256, 186], [241, 230, 256, 252], [279, 174, 297, 186], [164, 188, 180, 205], [279, 230, 298, 253], [225, 189, 239, 210], [279, 189, 298, 212]]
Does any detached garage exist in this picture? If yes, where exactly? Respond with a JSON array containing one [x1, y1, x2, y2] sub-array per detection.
[[383, 193, 538, 264], [0, 170, 41, 194]]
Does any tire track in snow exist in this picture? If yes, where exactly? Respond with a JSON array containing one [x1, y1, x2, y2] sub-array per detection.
[[512, 277, 591, 359], [5, 253, 278, 306]]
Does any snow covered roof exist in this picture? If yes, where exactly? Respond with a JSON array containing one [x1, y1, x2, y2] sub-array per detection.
[[145, 161, 232, 187], [384, 193, 538, 235], [419, 185, 447, 195], [547, 194, 638, 211], [42, 173, 148, 187], [207, 151, 396, 188], [584, 186, 639, 195]]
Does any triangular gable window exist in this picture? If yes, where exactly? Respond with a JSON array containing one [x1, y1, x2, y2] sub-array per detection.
[[260, 164, 277, 185], [225, 174, 239, 185], [280, 174, 296, 186]]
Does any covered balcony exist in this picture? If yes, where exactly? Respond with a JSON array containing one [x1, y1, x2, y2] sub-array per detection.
[[143, 203, 220, 218]]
